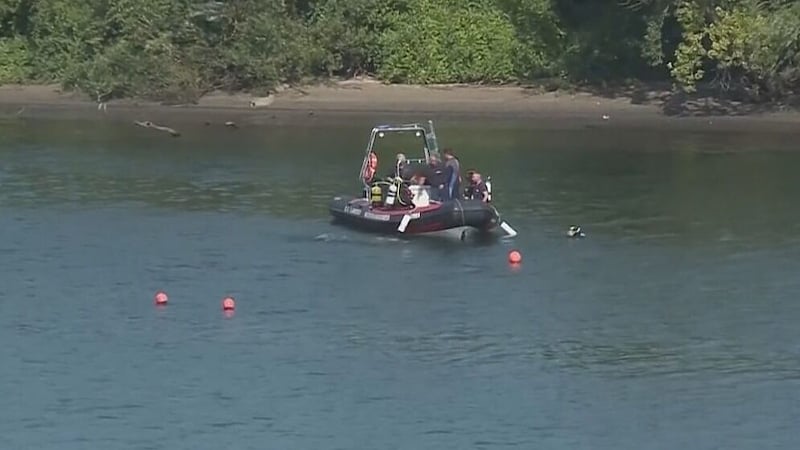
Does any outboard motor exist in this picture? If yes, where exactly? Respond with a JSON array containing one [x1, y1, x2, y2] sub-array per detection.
[[485, 176, 492, 202]]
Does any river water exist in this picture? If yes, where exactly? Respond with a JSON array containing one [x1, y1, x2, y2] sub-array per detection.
[[1, 118, 799, 449]]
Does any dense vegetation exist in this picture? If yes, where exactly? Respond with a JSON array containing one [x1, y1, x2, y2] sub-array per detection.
[[1, 0, 799, 104]]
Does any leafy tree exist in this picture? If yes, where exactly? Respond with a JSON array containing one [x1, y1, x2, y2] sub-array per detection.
[[0, 0, 798, 104]]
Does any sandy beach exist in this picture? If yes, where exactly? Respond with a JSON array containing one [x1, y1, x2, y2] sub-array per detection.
[[1, 80, 799, 132]]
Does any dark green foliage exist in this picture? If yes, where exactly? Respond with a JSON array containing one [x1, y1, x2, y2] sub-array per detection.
[[308, 0, 400, 77], [495, 0, 566, 79], [0, 0, 798, 102], [556, 0, 660, 81]]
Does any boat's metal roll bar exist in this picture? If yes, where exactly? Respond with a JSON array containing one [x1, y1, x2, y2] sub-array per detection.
[[426, 120, 440, 155], [359, 121, 440, 188]]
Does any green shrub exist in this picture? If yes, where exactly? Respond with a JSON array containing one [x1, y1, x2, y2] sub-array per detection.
[[0, 36, 30, 83], [377, 0, 518, 83]]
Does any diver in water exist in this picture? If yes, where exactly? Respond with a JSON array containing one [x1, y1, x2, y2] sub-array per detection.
[[567, 226, 585, 238]]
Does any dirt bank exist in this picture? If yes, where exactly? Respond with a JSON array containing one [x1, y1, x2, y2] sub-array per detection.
[[1, 81, 799, 132]]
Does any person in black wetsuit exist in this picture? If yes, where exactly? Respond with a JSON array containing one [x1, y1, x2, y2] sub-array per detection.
[[465, 171, 489, 202], [442, 148, 461, 200], [464, 170, 476, 199]]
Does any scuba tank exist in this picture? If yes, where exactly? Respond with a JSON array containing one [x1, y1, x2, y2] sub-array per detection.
[[385, 179, 399, 206], [485, 176, 492, 202], [370, 184, 383, 206]]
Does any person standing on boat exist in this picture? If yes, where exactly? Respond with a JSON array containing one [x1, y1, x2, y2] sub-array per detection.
[[425, 153, 447, 201], [442, 148, 461, 200]]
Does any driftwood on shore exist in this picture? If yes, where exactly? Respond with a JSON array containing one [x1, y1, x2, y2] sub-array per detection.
[[134, 120, 180, 137]]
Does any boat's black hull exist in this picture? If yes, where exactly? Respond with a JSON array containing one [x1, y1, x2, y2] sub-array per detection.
[[329, 197, 500, 235]]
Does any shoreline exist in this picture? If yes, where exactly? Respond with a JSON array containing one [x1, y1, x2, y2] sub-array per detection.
[[2, 82, 800, 132]]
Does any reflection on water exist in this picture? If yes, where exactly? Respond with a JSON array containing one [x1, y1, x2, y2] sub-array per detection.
[[3, 121, 800, 242], [0, 169, 327, 216]]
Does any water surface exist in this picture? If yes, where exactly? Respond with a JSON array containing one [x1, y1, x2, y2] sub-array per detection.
[[1, 118, 799, 449]]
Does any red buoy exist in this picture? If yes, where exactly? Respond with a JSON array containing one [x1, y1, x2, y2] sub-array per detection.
[[222, 296, 236, 311], [508, 250, 522, 264], [154, 291, 168, 305]]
